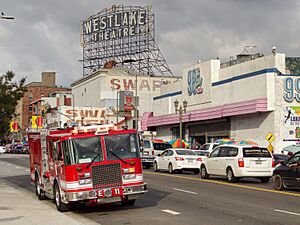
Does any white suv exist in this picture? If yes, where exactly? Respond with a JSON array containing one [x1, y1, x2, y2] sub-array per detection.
[[200, 144, 275, 183]]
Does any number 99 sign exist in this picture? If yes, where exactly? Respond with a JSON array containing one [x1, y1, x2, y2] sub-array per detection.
[[284, 77, 300, 102]]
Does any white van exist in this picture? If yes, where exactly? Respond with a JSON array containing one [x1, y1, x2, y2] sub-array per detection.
[[142, 139, 173, 156], [141, 139, 172, 169], [200, 144, 275, 183]]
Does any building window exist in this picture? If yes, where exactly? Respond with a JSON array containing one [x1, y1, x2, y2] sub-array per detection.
[[28, 93, 33, 101]]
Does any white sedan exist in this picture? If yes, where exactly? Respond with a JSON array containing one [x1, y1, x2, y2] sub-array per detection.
[[0, 146, 5, 154], [153, 148, 201, 174]]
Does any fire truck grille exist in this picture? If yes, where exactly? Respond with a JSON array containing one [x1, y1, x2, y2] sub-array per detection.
[[92, 163, 122, 189]]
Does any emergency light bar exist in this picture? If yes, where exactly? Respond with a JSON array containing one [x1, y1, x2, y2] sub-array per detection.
[[71, 124, 118, 135]]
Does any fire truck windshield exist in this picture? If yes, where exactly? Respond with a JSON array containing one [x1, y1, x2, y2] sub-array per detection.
[[62, 136, 103, 165], [104, 133, 140, 160]]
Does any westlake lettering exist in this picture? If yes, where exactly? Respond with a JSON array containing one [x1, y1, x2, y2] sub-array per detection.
[[83, 10, 146, 42]]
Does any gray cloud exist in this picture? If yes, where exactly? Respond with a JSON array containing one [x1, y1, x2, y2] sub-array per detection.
[[1, 0, 300, 85]]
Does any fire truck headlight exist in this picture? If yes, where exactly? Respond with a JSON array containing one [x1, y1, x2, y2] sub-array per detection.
[[123, 174, 136, 179], [123, 168, 135, 173]]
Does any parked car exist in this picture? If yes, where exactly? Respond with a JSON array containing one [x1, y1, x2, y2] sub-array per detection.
[[5, 144, 12, 153], [273, 151, 300, 190], [141, 139, 173, 168], [193, 150, 209, 162], [272, 154, 289, 167], [199, 143, 220, 152], [0, 146, 5, 154], [153, 148, 201, 174], [200, 144, 275, 183], [143, 139, 173, 156], [282, 144, 300, 156]]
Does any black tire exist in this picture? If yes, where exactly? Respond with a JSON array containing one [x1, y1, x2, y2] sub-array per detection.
[[193, 169, 200, 175], [153, 161, 159, 172], [54, 183, 70, 212], [226, 168, 237, 183], [35, 174, 45, 200], [168, 163, 174, 174], [260, 177, 270, 183], [145, 164, 151, 169], [273, 174, 285, 190], [121, 197, 136, 206], [200, 165, 209, 179]]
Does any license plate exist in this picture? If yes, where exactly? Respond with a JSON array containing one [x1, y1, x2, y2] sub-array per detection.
[[188, 159, 193, 163], [142, 152, 149, 156], [255, 160, 262, 164], [98, 187, 123, 198]]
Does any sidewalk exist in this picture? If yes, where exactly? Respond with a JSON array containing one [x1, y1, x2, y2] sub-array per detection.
[[0, 179, 99, 225]]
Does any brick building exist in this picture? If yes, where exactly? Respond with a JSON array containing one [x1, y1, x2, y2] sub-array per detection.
[[16, 72, 70, 136]]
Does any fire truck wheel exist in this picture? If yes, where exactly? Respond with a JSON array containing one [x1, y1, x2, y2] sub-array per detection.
[[54, 183, 70, 212], [35, 175, 45, 200], [121, 197, 136, 206]]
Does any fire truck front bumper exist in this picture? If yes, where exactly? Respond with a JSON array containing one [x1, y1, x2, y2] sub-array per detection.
[[64, 183, 147, 203]]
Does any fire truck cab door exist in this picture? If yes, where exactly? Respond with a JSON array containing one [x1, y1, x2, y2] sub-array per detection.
[[56, 142, 65, 177], [48, 140, 60, 180]]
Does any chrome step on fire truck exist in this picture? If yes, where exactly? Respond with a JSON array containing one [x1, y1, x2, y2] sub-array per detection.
[[28, 124, 147, 212]]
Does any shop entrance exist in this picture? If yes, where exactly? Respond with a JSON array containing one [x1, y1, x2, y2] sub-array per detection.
[[189, 119, 230, 147]]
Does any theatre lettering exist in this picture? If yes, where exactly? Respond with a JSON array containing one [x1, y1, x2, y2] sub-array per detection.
[[83, 9, 147, 42]]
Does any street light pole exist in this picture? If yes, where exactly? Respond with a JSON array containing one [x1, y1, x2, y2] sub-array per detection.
[[174, 100, 188, 148]]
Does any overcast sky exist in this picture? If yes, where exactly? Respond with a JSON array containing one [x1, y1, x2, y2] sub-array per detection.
[[1, 0, 300, 86]]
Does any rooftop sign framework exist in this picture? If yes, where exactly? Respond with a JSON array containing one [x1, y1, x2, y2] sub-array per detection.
[[80, 5, 174, 77]]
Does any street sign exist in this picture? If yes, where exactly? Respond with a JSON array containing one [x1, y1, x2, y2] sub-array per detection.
[[266, 132, 275, 143], [267, 144, 273, 153]]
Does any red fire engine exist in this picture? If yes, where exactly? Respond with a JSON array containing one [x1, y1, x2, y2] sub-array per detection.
[[28, 124, 147, 212]]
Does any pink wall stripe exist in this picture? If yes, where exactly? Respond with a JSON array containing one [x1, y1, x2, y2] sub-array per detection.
[[141, 98, 269, 131]]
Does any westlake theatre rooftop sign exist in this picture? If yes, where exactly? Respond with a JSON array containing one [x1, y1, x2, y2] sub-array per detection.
[[83, 9, 147, 42], [80, 5, 174, 77]]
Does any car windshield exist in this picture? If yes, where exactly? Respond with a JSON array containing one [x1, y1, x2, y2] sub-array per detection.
[[194, 151, 209, 156], [243, 147, 271, 158], [143, 140, 151, 148], [200, 144, 209, 150], [104, 133, 140, 160], [176, 150, 197, 155], [62, 136, 103, 165], [273, 154, 289, 161], [153, 143, 172, 151]]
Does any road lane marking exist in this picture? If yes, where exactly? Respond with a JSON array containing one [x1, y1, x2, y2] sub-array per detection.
[[161, 209, 181, 215], [275, 209, 300, 216], [173, 188, 198, 195], [144, 171, 300, 198]]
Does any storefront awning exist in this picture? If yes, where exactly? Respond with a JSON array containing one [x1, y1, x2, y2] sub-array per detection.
[[141, 98, 268, 131]]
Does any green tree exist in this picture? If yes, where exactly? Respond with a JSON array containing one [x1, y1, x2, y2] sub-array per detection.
[[0, 71, 27, 140]]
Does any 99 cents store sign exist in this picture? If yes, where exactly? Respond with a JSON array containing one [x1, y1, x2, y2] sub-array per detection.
[[82, 6, 147, 42]]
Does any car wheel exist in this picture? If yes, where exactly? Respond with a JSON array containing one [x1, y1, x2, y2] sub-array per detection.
[[260, 177, 270, 183], [54, 183, 70, 212], [200, 165, 209, 179], [226, 168, 237, 183], [168, 163, 174, 174], [193, 169, 200, 175], [273, 174, 285, 190], [153, 161, 159, 172]]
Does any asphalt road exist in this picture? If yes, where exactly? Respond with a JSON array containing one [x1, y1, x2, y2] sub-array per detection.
[[1, 154, 300, 225]]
